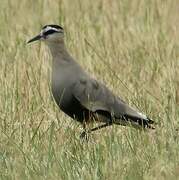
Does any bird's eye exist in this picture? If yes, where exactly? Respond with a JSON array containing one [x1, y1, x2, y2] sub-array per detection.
[[43, 29, 59, 36]]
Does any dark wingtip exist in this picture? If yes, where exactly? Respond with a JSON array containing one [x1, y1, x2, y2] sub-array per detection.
[[121, 114, 156, 129]]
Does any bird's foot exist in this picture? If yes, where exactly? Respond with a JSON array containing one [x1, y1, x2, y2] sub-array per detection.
[[80, 131, 89, 142]]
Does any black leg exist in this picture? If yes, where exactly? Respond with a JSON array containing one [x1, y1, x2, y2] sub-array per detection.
[[89, 122, 113, 132], [80, 121, 89, 141], [80, 112, 113, 140], [80, 122, 113, 140], [80, 130, 89, 141]]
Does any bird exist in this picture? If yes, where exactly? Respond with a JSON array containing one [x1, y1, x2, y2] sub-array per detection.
[[27, 24, 155, 139]]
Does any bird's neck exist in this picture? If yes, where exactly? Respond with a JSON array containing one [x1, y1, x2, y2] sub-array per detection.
[[47, 40, 72, 64]]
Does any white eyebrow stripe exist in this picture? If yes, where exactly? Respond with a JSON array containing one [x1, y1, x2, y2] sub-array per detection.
[[44, 26, 60, 33]]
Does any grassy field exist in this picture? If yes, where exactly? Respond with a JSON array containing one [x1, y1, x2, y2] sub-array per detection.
[[0, 0, 179, 179]]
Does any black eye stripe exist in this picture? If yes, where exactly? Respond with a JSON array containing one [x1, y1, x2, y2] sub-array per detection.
[[43, 29, 59, 36]]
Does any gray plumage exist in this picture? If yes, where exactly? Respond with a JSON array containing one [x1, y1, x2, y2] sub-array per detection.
[[28, 25, 155, 136]]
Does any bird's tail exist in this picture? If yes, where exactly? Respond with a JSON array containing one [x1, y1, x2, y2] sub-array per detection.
[[115, 114, 156, 129]]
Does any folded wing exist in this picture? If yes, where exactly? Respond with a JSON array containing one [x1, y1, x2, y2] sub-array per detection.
[[72, 78, 154, 128]]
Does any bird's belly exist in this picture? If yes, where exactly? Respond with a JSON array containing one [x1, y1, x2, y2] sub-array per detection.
[[61, 98, 90, 123], [52, 87, 89, 123]]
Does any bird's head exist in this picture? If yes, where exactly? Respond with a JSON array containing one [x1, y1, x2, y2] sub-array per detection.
[[27, 24, 64, 44]]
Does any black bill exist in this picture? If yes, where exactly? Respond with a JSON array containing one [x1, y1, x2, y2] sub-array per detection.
[[27, 34, 42, 44]]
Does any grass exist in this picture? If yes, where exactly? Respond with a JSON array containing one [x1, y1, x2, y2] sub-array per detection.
[[0, 0, 179, 179]]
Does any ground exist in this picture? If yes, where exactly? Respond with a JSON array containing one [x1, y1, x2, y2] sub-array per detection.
[[0, 0, 179, 179]]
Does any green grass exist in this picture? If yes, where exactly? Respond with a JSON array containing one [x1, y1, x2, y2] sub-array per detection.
[[0, 0, 179, 179]]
